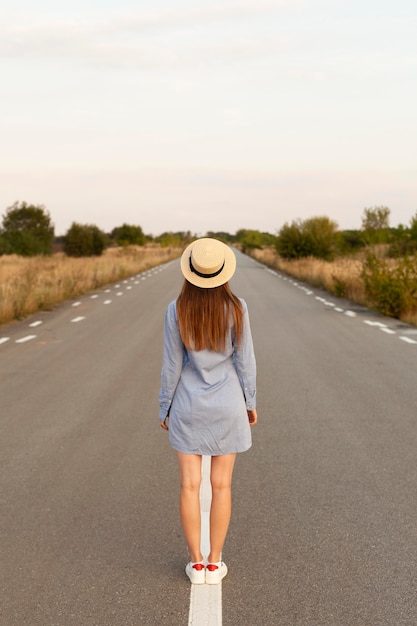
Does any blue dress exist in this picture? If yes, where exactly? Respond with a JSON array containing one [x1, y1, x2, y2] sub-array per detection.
[[159, 298, 256, 455]]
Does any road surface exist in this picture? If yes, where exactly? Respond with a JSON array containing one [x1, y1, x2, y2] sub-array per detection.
[[1, 251, 417, 625]]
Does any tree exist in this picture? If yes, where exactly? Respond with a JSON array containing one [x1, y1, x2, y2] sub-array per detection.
[[63, 223, 107, 257], [1, 201, 54, 255], [361, 206, 390, 244], [410, 211, 417, 241], [111, 223, 145, 247]]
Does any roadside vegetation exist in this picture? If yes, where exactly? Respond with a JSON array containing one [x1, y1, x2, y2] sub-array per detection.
[[1, 201, 417, 327], [0, 247, 182, 326], [247, 208, 417, 327]]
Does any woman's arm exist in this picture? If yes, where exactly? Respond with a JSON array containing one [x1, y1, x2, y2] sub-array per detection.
[[233, 300, 257, 410], [159, 301, 184, 421]]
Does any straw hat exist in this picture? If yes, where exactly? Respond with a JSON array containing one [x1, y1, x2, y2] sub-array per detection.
[[180, 238, 237, 288]]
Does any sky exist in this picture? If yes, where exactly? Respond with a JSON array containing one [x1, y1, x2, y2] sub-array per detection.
[[1, 0, 416, 237]]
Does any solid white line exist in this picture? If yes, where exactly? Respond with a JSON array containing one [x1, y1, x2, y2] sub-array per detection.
[[188, 456, 223, 626], [15, 335, 37, 343]]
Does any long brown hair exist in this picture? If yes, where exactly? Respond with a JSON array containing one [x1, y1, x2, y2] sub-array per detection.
[[176, 280, 244, 351]]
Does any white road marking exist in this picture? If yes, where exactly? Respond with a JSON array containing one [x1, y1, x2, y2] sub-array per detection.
[[104, 300, 112, 305], [91, 294, 99, 299], [399, 336, 417, 344], [334, 307, 344, 313], [188, 456, 222, 626], [380, 328, 396, 335], [345, 311, 357, 317], [0, 337, 10, 345], [72, 301, 81, 307], [364, 321, 387, 328], [15, 335, 37, 343], [116, 292, 123, 296], [71, 316, 85, 323], [126, 286, 132, 290], [29, 321, 43, 327]]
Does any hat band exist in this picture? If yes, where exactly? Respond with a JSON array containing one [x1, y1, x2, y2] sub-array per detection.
[[189, 255, 225, 279]]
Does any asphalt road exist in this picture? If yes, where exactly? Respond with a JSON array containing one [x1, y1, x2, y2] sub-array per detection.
[[1, 251, 417, 625]]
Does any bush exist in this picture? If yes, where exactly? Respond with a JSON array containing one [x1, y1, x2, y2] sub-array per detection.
[[361, 253, 417, 318], [64, 223, 107, 257], [276, 216, 338, 260], [110, 223, 145, 247], [1, 201, 54, 256], [235, 229, 276, 252]]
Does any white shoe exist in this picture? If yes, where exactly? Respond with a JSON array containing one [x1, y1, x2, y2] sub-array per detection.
[[205, 561, 228, 585], [185, 561, 206, 585]]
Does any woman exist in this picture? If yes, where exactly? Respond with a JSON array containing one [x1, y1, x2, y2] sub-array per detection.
[[159, 237, 257, 585]]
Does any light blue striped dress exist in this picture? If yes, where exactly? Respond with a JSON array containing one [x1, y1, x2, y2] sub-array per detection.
[[159, 298, 256, 455]]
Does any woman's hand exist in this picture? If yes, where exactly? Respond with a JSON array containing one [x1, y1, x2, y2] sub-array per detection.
[[247, 409, 257, 426], [160, 416, 169, 431]]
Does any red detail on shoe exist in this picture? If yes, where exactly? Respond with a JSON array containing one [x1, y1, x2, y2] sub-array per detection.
[[207, 564, 219, 571], [192, 563, 205, 571]]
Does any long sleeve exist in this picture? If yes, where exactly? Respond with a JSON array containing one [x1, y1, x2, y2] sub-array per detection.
[[233, 299, 257, 410], [159, 300, 185, 421]]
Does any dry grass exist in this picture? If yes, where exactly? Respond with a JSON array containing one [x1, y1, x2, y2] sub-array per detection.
[[250, 247, 366, 301], [249, 246, 417, 326], [0, 246, 182, 326]]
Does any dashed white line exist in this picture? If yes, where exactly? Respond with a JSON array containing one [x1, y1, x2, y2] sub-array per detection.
[[399, 336, 417, 345], [0, 337, 10, 345], [29, 321, 43, 328], [104, 300, 112, 305], [381, 328, 396, 335], [72, 302, 82, 307], [364, 321, 387, 328], [90, 294, 99, 299], [71, 317, 85, 323], [15, 335, 37, 343]]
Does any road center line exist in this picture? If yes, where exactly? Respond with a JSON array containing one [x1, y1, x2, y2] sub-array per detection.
[[0, 337, 10, 345], [188, 456, 222, 626]]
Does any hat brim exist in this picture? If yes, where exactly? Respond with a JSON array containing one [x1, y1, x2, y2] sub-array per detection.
[[180, 240, 237, 288]]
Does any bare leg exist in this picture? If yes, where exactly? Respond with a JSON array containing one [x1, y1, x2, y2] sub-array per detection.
[[208, 453, 237, 563], [176, 452, 204, 563]]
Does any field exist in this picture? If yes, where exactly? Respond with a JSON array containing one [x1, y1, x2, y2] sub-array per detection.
[[0, 246, 182, 326], [249, 247, 417, 327]]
